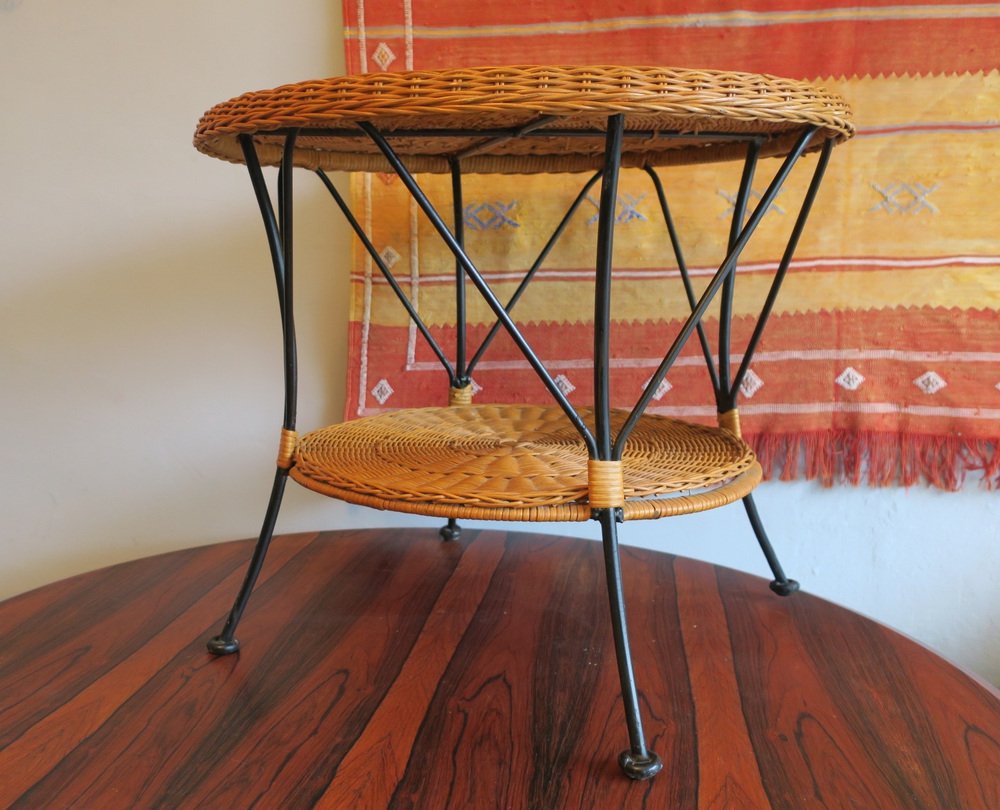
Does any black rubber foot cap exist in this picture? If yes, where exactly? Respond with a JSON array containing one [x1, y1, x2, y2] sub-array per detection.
[[619, 750, 663, 780], [206, 636, 240, 656], [769, 579, 800, 597], [439, 523, 462, 541]]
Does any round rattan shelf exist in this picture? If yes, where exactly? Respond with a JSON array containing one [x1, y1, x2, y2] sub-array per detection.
[[288, 405, 761, 522], [194, 65, 853, 174]]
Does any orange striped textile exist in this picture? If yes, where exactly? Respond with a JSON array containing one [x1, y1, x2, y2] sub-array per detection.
[[342, 2, 1000, 488]]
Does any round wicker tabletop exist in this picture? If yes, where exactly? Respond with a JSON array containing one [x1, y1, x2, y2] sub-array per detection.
[[194, 65, 853, 174], [289, 405, 761, 522]]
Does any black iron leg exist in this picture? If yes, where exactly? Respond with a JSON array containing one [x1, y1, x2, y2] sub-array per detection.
[[742, 492, 800, 596], [208, 134, 299, 656], [439, 518, 462, 541], [597, 509, 663, 780], [207, 467, 289, 655]]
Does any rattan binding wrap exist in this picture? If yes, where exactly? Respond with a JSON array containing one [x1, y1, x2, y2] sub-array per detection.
[[276, 428, 298, 470], [588, 460, 625, 509], [718, 409, 742, 437], [289, 405, 761, 521], [195, 65, 853, 174]]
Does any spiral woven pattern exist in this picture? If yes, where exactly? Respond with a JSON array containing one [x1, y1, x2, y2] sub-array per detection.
[[289, 405, 761, 521], [195, 65, 853, 174]]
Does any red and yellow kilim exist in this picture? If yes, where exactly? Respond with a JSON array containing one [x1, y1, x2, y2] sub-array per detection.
[[342, 1, 1000, 488]]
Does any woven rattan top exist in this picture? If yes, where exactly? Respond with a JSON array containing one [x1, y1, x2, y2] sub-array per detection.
[[194, 65, 853, 174]]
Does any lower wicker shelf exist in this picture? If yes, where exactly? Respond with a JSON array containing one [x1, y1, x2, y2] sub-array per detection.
[[288, 404, 761, 522]]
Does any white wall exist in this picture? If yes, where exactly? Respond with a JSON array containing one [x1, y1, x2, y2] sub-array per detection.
[[2, 1, 997, 686]]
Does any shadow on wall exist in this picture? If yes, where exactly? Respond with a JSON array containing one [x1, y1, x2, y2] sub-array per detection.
[[0, 184, 353, 597]]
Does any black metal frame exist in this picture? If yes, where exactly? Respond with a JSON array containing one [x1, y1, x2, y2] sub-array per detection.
[[207, 119, 835, 781], [642, 137, 833, 596]]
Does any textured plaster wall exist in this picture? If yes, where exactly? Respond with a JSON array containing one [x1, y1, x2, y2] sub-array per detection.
[[1, 0, 997, 685]]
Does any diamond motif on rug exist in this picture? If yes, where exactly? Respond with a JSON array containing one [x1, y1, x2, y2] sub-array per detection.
[[372, 42, 396, 71], [554, 374, 576, 396], [869, 181, 940, 214], [371, 378, 395, 404], [464, 201, 519, 230], [835, 366, 865, 391], [643, 376, 673, 401], [380, 245, 401, 268], [913, 371, 947, 394], [586, 193, 647, 225], [740, 369, 764, 398], [717, 187, 785, 219]]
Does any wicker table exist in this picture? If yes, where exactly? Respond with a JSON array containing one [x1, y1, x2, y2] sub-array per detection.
[[194, 65, 853, 780]]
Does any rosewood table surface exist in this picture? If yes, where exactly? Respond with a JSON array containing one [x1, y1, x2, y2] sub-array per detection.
[[0, 528, 997, 809]]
